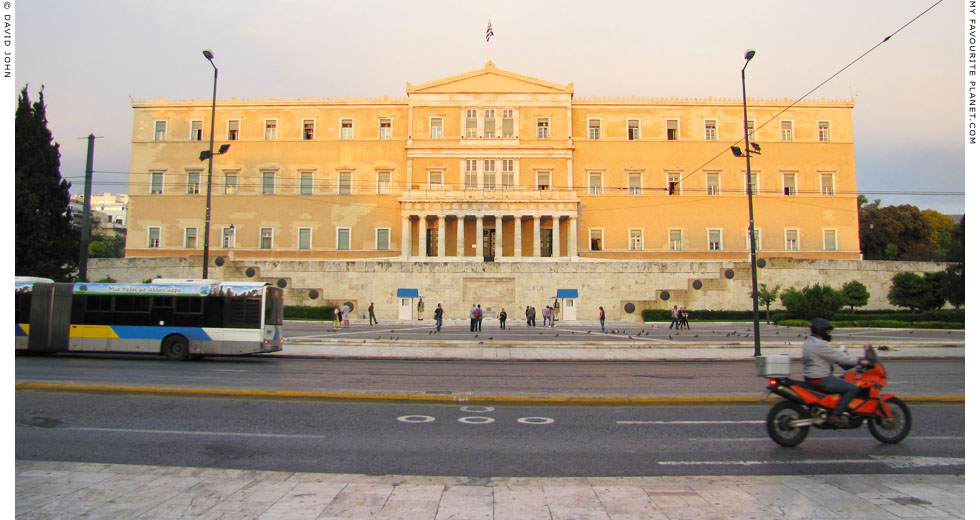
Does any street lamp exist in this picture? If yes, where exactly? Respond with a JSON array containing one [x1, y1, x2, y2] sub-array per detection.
[[201, 48, 221, 279], [741, 48, 763, 357]]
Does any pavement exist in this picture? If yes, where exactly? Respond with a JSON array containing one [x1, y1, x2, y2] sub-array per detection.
[[16, 320, 967, 519]]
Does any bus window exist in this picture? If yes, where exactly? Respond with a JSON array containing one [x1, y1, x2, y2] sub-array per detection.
[[115, 295, 150, 313], [175, 297, 203, 314], [226, 297, 261, 328], [152, 296, 174, 308], [86, 295, 112, 312], [264, 288, 283, 326]]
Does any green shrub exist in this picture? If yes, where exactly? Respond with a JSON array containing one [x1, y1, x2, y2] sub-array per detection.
[[285, 305, 336, 321], [774, 318, 962, 330]]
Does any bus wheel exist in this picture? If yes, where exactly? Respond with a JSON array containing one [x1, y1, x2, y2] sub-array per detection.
[[162, 335, 190, 361]]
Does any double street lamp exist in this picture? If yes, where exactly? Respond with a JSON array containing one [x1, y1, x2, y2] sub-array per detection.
[[200, 49, 229, 279], [739, 48, 763, 357]]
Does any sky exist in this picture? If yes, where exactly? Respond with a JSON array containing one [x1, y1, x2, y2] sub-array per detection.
[[5, 0, 972, 215]]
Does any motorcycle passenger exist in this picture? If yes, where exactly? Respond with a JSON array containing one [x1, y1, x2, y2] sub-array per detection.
[[802, 318, 870, 427]]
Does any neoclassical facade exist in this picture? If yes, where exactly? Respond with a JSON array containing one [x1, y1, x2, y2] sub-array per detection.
[[126, 62, 860, 262]]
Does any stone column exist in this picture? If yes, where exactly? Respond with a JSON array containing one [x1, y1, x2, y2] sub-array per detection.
[[494, 215, 503, 259], [475, 215, 484, 259], [418, 216, 427, 258], [456, 215, 465, 258], [514, 216, 522, 258], [568, 216, 578, 259], [553, 216, 561, 258], [533, 215, 541, 257], [437, 214, 446, 257], [401, 215, 411, 259]]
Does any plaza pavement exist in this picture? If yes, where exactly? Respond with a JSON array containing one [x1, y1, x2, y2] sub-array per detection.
[[16, 320, 967, 519]]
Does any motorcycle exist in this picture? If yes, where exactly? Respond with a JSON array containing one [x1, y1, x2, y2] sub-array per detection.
[[764, 344, 911, 447]]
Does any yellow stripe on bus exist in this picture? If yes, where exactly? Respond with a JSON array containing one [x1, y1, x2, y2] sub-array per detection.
[[69, 325, 119, 339]]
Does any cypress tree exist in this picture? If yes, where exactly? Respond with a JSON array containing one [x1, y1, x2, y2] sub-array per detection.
[[15, 86, 78, 281]]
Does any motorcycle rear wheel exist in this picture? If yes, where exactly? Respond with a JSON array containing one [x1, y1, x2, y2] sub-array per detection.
[[766, 400, 810, 447], [868, 396, 911, 444]]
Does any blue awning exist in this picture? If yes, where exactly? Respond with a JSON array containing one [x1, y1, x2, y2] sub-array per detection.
[[556, 289, 579, 298], [396, 288, 419, 298]]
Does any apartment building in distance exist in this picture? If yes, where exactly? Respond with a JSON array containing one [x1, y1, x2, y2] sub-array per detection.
[[125, 62, 860, 263]]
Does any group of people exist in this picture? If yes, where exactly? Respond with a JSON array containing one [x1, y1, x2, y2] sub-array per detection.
[[523, 300, 561, 327], [331, 302, 380, 329], [668, 304, 691, 330]]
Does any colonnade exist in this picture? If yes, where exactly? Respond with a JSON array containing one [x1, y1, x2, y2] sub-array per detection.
[[400, 213, 577, 260]]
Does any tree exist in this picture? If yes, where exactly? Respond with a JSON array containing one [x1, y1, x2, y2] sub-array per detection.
[[921, 209, 955, 259], [780, 284, 844, 320], [944, 263, 965, 309], [859, 200, 943, 261], [840, 281, 870, 312], [921, 271, 948, 311], [887, 272, 945, 311], [15, 86, 77, 281], [757, 283, 781, 324]]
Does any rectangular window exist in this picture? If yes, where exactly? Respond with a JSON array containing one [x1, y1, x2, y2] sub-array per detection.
[[338, 172, 352, 195], [430, 117, 443, 139], [300, 172, 314, 195], [629, 229, 643, 251], [227, 120, 240, 140], [669, 229, 683, 251], [785, 229, 799, 251], [428, 170, 443, 190], [303, 120, 315, 140], [704, 120, 717, 141], [781, 120, 793, 141], [379, 118, 392, 140], [337, 228, 351, 250], [150, 172, 164, 194], [746, 172, 759, 195], [706, 173, 720, 195], [222, 227, 235, 249], [821, 173, 834, 196], [264, 120, 277, 140], [502, 109, 514, 138], [502, 159, 515, 189], [483, 109, 495, 138], [465, 109, 478, 138], [262, 171, 276, 194], [190, 120, 203, 141], [818, 121, 830, 142], [298, 228, 312, 250], [824, 229, 837, 251], [186, 172, 200, 194], [588, 119, 601, 140], [628, 172, 642, 195], [667, 173, 680, 195], [589, 172, 602, 195], [537, 171, 550, 190], [745, 119, 755, 138], [260, 228, 273, 249], [154, 121, 166, 141], [377, 171, 391, 194], [376, 228, 390, 250], [224, 172, 238, 195], [465, 159, 478, 190], [627, 119, 641, 141], [708, 229, 722, 251], [537, 118, 549, 139], [341, 119, 353, 140], [483, 159, 496, 190], [590, 229, 603, 251], [148, 227, 161, 248], [746, 229, 761, 250], [783, 173, 796, 196], [184, 227, 197, 249], [666, 119, 679, 140]]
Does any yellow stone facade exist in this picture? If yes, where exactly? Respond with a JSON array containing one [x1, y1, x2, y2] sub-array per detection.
[[126, 62, 860, 262]]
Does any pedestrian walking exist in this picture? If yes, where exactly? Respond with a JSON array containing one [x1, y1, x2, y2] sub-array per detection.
[[368, 302, 378, 325], [526, 306, 531, 326], [477, 304, 483, 331], [669, 305, 679, 330], [530, 306, 537, 327], [599, 306, 606, 332], [542, 306, 551, 327], [680, 306, 690, 329], [342, 303, 352, 328], [434, 303, 444, 332], [548, 306, 555, 327], [499, 308, 507, 329], [470, 304, 479, 332], [333, 306, 341, 329], [417, 298, 424, 321]]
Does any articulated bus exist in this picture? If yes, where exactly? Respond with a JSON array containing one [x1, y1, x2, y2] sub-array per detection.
[[15, 277, 284, 360]]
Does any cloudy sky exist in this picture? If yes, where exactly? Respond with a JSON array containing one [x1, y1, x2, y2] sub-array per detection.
[[7, 0, 971, 214]]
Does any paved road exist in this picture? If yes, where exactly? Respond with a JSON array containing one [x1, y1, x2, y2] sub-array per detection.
[[15, 392, 964, 477]]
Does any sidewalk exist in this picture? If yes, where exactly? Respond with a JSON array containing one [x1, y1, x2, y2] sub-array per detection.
[[16, 460, 965, 519]]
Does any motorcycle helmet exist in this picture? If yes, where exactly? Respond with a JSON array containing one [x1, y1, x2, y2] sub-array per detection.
[[810, 318, 835, 341]]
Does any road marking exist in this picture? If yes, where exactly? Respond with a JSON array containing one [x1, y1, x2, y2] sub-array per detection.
[[659, 456, 964, 468], [460, 406, 494, 413], [398, 415, 436, 423], [518, 417, 555, 425], [61, 427, 324, 439], [689, 436, 965, 442], [458, 416, 495, 424], [618, 420, 765, 425]]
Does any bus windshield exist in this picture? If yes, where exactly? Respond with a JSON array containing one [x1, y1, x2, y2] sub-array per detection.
[[265, 287, 284, 326]]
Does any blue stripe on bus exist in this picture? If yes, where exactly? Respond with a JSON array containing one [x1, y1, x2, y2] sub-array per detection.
[[110, 326, 213, 341]]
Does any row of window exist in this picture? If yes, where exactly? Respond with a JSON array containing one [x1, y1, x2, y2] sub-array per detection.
[[146, 226, 837, 252], [149, 169, 837, 197], [152, 114, 831, 143]]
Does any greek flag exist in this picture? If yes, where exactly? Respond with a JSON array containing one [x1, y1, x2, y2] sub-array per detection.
[[486, 20, 494, 42]]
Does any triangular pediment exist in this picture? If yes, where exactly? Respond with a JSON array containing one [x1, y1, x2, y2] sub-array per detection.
[[407, 62, 574, 94]]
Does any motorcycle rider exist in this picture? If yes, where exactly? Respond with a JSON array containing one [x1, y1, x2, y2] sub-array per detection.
[[802, 318, 870, 427]]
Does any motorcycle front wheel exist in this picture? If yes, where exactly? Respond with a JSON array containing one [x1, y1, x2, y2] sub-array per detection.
[[766, 400, 810, 447], [868, 396, 911, 444]]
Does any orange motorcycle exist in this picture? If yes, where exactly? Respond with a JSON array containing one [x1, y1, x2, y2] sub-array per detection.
[[764, 345, 911, 447]]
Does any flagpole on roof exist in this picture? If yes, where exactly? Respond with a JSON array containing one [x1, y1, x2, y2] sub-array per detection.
[[486, 19, 493, 62]]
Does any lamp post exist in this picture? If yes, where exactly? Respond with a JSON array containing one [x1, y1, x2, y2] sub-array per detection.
[[741, 48, 762, 357], [202, 49, 218, 279]]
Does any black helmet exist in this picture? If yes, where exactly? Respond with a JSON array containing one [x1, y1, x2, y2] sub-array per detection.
[[810, 318, 835, 340]]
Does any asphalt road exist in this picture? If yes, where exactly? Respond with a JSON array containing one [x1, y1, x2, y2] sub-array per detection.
[[14, 356, 965, 398], [15, 392, 964, 477]]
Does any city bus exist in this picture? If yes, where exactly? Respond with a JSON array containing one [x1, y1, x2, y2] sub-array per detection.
[[15, 277, 284, 360]]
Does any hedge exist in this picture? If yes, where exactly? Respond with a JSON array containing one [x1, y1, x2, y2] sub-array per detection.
[[776, 319, 963, 330], [285, 305, 337, 321], [642, 308, 963, 327]]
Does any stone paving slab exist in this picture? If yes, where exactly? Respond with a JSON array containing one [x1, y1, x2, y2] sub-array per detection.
[[15, 461, 966, 519]]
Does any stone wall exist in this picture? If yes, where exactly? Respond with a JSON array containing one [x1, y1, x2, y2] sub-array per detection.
[[87, 257, 949, 322]]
